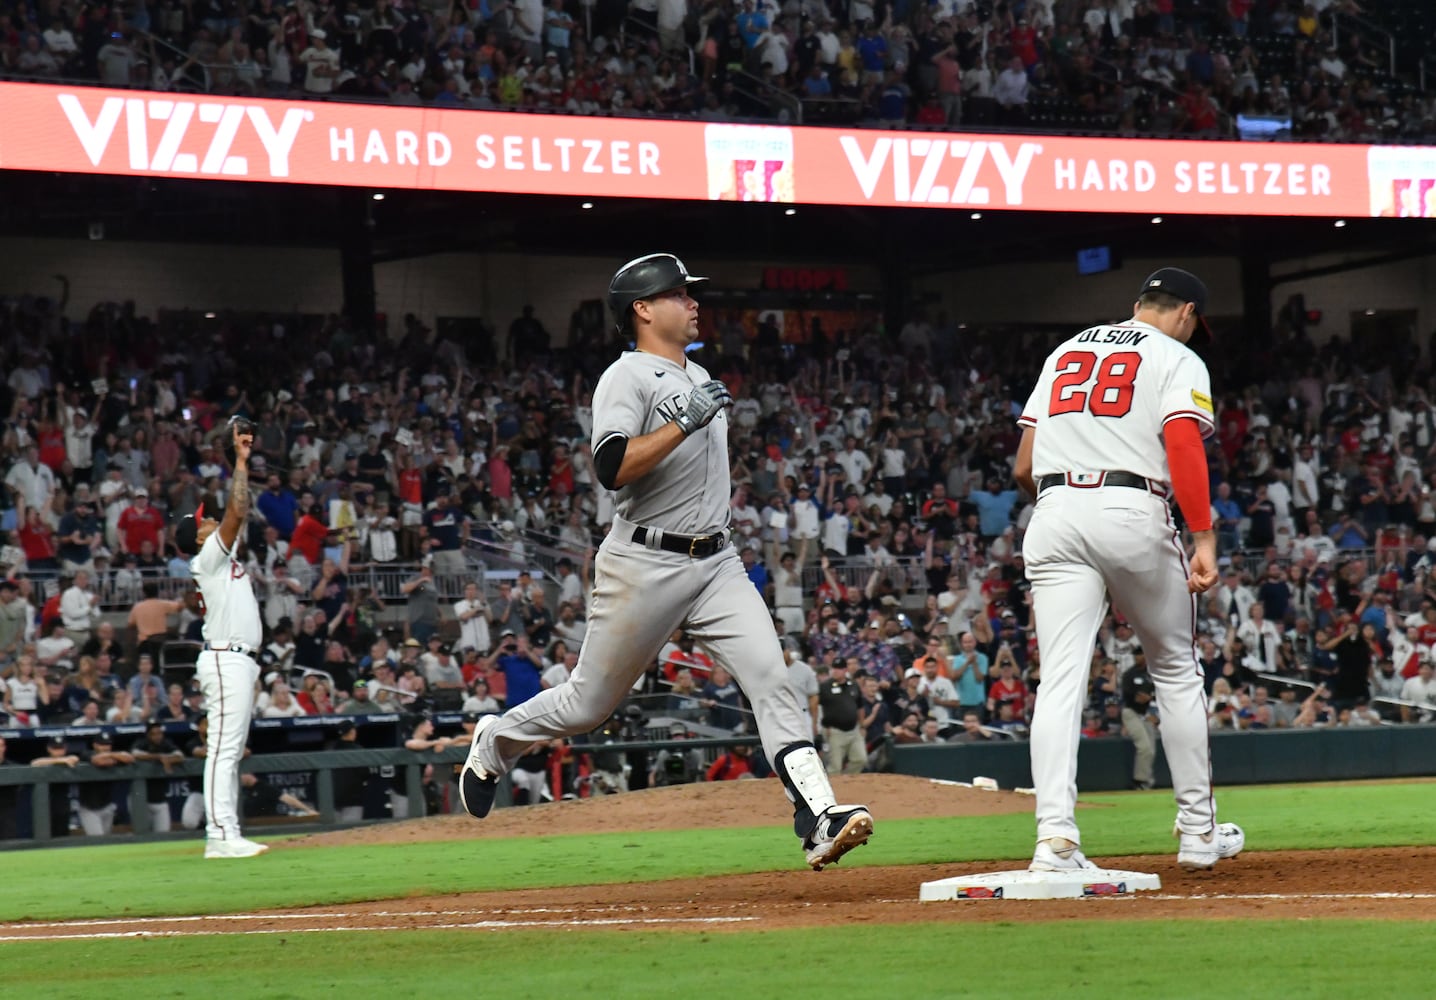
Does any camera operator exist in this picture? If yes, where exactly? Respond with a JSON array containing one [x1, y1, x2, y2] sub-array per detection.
[[580, 703, 650, 793]]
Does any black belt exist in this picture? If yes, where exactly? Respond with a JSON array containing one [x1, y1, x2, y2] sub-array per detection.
[[1037, 471, 1167, 498], [631, 525, 729, 559], [204, 641, 257, 657]]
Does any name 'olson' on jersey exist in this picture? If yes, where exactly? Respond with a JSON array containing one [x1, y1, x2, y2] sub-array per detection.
[[590, 351, 732, 535], [1019, 319, 1215, 485]]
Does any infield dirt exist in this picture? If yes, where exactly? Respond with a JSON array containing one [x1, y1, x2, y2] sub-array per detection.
[[254, 775, 1436, 929]]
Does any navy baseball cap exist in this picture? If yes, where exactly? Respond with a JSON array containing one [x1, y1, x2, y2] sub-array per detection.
[[175, 502, 206, 556], [1139, 267, 1211, 339], [1139, 267, 1207, 313]]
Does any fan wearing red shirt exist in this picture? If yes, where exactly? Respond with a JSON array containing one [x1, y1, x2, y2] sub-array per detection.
[[290, 506, 330, 565], [662, 633, 715, 683], [117, 491, 165, 554], [706, 745, 754, 781], [985, 658, 1029, 720], [37, 421, 67, 471], [548, 445, 575, 495], [1415, 608, 1436, 654], [1010, 19, 1038, 68], [18, 508, 58, 572]]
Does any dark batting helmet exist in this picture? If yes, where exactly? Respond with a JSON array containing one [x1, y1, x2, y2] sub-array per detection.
[[607, 253, 708, 333]]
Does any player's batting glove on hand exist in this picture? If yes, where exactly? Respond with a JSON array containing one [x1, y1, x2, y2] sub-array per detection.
[[674, 380, 732, 436]]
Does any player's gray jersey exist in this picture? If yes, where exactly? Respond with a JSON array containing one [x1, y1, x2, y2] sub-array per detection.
[[591, 351, 730, 535], [190, 531, 263, 649]]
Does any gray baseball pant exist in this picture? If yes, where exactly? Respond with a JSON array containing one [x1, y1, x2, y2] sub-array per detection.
[[475, 529, 811, 772]]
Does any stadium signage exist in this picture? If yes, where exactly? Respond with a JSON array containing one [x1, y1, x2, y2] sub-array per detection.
[[836, 136, 1044, 205], [58, 94, 309, 177], [0, 83, 1429, 218]]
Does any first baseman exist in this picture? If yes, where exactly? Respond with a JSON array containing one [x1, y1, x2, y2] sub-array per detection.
[[1014, 268, 1243, 872], [176, 418, 268, 859], [461, 253, 873, 870]]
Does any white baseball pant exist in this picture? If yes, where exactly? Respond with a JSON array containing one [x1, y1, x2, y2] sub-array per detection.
[[1023, 485, 1216, 846], [511, 767, 551, 804], [182, 792, 206, 830], [148, 802, 172, 833], [77, 803, 116, 836], [194, 650, 260, 843]]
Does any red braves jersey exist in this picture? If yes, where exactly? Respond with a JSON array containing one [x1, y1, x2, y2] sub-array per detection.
[[1018, 320, 1214, 484]]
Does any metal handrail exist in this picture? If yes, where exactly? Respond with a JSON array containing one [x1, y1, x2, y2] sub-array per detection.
[[1330, 11, 1397, 77], [730, 67, 802, 124], [132, 30, 215, 92]]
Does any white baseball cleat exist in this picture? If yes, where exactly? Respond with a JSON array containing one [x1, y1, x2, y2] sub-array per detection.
[[1176, 822, 1245, 871], [805, 806, 874, 871], [1029, 837, 1099, 872], [204, 836, 269, 859]]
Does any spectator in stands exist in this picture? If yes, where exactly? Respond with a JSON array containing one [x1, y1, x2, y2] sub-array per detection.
[[488, 629, 544, 709], [422, 489, 469, 587], [951, 630, 988, 719], [454, 581, 492, 657], [700, 665, 745, 731], [57, 498, 102, 574], [261, 561, 305, 630], [128, 583, 184, 668], [3, 653, 47, 725], [706, 742, 754, 781], [35, 620, 77, 675], [153, 682, 196, 723], [59, 570, 101, 652], [0, 580, 29, 670], [128, 652, 167, 709], [401, 562, 441, 643], [261, 681, 307, 718]]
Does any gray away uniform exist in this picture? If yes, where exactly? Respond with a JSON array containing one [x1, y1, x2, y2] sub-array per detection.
[[471, 350, 853, 849]]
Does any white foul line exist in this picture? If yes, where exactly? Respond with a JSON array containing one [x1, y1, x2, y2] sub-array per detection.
[[1147, 892, 1436, 902], [3, 891, 1427, 942], [2, 905, 657, 931], [0, 916, 758, 943]]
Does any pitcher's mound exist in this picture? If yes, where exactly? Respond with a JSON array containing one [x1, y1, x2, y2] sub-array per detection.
[[284, 774, 1033, 849]]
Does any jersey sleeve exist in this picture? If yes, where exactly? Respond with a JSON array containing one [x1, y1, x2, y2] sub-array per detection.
[[1017, 367, 1053, 429], [193, 527, 230, 577], [1158, 349, 1216, 438], [590, 361, 651, 453]]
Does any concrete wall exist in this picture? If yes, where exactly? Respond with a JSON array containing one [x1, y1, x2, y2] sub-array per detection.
[[913, 250, 1436, 349], [0, 237, 883, 349], [1, 234, 1428, 352]]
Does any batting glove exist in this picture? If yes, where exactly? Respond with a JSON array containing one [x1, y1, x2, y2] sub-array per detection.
[[674, 379, 732, 436]]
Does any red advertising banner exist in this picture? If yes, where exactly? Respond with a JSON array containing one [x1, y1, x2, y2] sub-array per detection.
[[1, 82, 1433, 218]]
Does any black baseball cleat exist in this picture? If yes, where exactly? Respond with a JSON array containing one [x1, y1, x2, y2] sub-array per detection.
[[458, 715, 501, 819], [805, 806, 874, 871]]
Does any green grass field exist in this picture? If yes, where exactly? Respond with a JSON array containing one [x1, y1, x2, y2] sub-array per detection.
[[4, 781, 1433, 998], [5, 922, 1427, 1000]]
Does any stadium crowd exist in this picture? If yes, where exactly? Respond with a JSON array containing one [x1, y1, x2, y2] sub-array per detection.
[[3, 277, 1436, 832], [0, 0, 1433, 139]]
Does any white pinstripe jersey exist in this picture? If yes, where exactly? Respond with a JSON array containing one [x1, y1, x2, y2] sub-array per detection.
[[1018, 319, 1215, 484]]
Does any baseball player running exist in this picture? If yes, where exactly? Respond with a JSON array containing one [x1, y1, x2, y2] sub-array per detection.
[[176, 418, 267, 859], [461, 253, 873, 870], [1014, 268, 1243, 872]]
